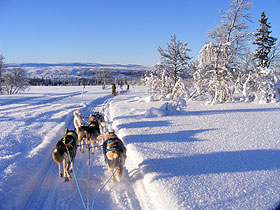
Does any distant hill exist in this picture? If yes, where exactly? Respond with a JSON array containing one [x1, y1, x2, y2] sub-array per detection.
[[6, 62, 147, 68], [6, 63, 152, 80]]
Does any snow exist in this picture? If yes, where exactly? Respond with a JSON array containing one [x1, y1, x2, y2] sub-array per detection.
[[1, 85, 280, 210]]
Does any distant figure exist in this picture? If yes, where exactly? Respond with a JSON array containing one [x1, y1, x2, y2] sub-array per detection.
[[81, 85, 85, 98], [127, 84, 129, 90], [112, 84, 116, 96]]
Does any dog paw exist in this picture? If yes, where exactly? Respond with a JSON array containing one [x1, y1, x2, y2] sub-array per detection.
[[59, 173, 63, 178], [64, 177, 69, 182], [69, 168, 73, 173]]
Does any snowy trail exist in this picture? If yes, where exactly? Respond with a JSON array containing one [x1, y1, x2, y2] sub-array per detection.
[[0, 86, 146, 210], [1, 86, 280, 210]]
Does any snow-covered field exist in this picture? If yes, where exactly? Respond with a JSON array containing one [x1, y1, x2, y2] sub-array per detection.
[[1, 86, 280, 210]]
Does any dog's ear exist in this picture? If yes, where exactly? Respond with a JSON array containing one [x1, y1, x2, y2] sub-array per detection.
[[65, 128, 69, 134]]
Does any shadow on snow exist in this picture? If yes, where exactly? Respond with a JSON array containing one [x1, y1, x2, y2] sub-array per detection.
[[139, 149, 280, 180], [123, 129, 214, 143], [186, 107, 280, 116]]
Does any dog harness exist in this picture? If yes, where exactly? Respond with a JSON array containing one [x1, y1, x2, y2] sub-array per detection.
[[103, 139, 124, 153], [103, 139, 124, 165], [62, 136, 75, 148]]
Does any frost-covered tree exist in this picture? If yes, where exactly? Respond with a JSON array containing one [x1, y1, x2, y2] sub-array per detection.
[[208, 0, 252, 69], [96, 68, 113, 85], [144, 62, 189, 101], [241, 68, 279, 103], [158, 34, 192, 86], [253, 11, 278, 68], [2, 68, 30, 94], [144, 63, 173, 98], [192, 0, 252, 104]]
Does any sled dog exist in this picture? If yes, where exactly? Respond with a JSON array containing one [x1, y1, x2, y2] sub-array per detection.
[[88, 114, 102, 153], [52, 128, 77, 182], [92, 112, 107, 128], [77, 125, 90, 153], [73, 109, 83, 131], [103, 131, 127, 182]]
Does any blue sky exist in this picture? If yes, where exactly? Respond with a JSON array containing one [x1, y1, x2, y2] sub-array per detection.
[[0, 0, 279, 66]]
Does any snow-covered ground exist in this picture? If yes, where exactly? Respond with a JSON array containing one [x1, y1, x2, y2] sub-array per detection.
[[0, 86, 280, 210]]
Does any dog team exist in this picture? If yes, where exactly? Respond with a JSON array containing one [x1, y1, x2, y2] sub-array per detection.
[[52, 109, 127, 183]]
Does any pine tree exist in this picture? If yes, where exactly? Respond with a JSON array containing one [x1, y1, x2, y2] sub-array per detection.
[[158, 34, 191, 87], [253, 11, 277, 68]]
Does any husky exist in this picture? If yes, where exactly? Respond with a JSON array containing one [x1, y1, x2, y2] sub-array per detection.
[[103, 131, 127, 182], [88, 114, 102, 153], [91, 112, 107, 141], [92, 112, 107, 128], [77, 125, 90, 153], [52, 128, 77, 182], [73, 109, 83, 132]]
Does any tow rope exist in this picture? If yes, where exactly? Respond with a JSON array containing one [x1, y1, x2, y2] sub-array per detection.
[[65, 146, 87, 210], [65, 113, 120, 209], [91, 157, 121, 210]]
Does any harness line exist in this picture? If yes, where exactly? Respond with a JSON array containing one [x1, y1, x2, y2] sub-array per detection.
[[71, 113, 119, 209], [82, 118, 88, 124], [87, 142, 91, 210], [66, 146, 87, 210], [91, 157, 121, 210]]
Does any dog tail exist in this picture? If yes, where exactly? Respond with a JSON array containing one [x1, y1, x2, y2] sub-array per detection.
[[52, 149, 63, 165]]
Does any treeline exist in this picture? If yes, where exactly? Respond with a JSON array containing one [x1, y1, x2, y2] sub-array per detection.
[[0, 60, 144, 94], [144, 0, 280, 104]]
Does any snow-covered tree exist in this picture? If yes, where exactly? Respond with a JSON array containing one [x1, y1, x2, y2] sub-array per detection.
[[96, 68, 113, 85], [208, 0, 252, 69], [145, 34, 191, 102], [158, 34, 192, 86], [2, 68, 30, 94], [144, 62, 189, 108], [241, 68, 279, 103], [253, 11, 278, 68], [192, 0, 252, 104], [171, 78, 189, 101], [144, 63, 174, 98]]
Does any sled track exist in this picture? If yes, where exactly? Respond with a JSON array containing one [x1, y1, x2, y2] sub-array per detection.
[[19, 93, 145, 210]]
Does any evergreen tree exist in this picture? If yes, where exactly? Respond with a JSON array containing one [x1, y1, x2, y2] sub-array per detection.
[[253, 11, 277, 68]]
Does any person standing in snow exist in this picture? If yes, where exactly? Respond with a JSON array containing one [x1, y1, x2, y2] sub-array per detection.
[[112, 83, 116, 96]]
